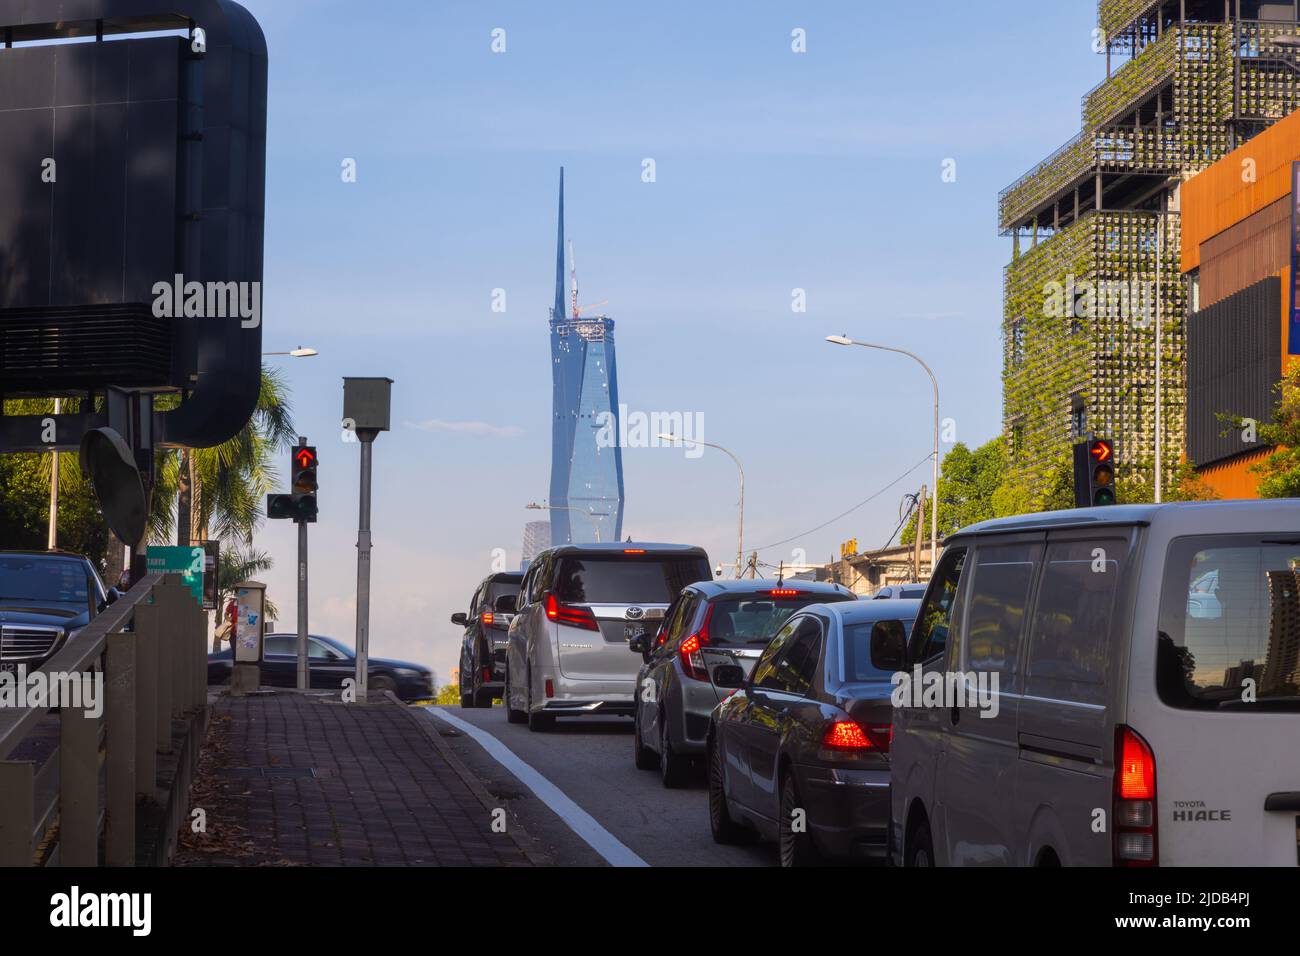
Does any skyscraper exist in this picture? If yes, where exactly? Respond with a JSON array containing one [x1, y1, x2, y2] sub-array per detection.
[[521, 521, 550, 564], [547, 169, 625, 545], [1000, 4, 1300, 504]]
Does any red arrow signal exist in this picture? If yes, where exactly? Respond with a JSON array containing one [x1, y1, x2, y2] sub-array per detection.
[[1090, 441, 1113, 463], [295, 448, 317, 468]]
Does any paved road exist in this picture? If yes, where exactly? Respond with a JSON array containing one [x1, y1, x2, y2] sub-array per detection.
[[424, 705, 774, 867]]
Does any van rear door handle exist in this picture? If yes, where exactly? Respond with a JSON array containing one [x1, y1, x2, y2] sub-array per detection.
[[1265, 792, 1300, 811]]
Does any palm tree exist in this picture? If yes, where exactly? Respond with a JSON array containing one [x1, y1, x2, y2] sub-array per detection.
[[149, 364, 296, 546]]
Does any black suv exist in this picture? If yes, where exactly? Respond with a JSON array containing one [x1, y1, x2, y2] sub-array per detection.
[[0, 551, 118, 674], [454, 571, 523, 707]]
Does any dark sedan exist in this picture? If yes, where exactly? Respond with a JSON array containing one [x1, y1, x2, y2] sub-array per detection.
[[207, 633, 434, 701], [0, 551, 118, 674], [707, 599, 920, 866]]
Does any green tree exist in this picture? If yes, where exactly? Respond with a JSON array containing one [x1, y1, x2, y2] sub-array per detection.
[[0, 400, 111, 570], [150, 365, 297, 546], [435, 684, 461, 706], [903, 437, 1006, 543], [1229, 364, 1300, 498]]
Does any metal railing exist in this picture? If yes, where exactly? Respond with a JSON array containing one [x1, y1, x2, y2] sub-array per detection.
[[0, 573, 207, 866]]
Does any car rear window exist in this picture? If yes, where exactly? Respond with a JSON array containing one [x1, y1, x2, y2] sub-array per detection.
[[486, 580, 521, 606], [553, 554, 709, 604], [843, 618, 916, 681], [1157, 534, 1300, 711], [0, 556, 91, 604], [705, 592, 853, 646]]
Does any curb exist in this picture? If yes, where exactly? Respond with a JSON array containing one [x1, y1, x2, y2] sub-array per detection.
[[394, 700, 553, 866]]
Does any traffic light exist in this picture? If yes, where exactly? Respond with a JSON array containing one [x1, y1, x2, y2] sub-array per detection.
[[291, 446, 318, 523], [1073, 438, 1117, 508], [267, 493, 295, 520]]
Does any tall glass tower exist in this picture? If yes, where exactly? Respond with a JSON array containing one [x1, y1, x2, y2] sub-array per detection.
[[548, 169, 625, 545]]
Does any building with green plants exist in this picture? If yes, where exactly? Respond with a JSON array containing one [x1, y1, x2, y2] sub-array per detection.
[[1000, 0, 1300, 508]]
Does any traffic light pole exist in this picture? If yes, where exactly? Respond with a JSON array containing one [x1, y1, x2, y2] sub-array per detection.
[[297, 508, 309, 691], [354, 433, 375, 701], [296, 435, 310, 691]]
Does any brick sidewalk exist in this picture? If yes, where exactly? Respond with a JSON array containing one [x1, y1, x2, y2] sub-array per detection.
[[175, 691, 536, 867]]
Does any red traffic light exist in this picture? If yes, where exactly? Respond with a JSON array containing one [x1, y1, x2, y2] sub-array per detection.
[[295, 448, 317, 469], [1089, 440, 1113, 463]]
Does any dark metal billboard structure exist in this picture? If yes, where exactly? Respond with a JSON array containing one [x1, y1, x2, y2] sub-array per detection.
[[0, 0, 268, 455]]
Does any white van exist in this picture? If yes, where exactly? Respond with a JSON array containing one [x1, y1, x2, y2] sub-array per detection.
[[882, 501, 1300, 867]]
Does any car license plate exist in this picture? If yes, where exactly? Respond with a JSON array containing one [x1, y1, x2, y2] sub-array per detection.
[[624, 623, 646, 642]]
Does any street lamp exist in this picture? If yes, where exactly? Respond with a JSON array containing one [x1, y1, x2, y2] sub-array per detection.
[[526, 501, 609, 542], [826, 334, 939, 575], [657, 433, 745, 579], [263, 346, 319, 357]]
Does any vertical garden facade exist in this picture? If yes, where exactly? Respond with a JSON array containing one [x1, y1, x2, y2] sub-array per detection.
[[1000, 2, 1300, 504]]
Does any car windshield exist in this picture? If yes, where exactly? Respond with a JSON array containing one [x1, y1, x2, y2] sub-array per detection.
[[1157, 535, 1300, 710], [706, 593, 852, 646], [553, 554, 709, 604], [0, 556, 91, 604], [843, 619, 916, 681]]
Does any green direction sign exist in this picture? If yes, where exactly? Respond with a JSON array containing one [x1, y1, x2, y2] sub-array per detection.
[[145, 546, 205, 606]]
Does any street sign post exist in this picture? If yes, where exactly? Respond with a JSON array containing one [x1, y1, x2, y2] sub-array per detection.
[[343, 377, 394, 702], [145, 546, 204, 606]]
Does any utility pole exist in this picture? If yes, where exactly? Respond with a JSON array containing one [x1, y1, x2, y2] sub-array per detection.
[[47, 400, 60, 549], [914, 485, 926, 582]]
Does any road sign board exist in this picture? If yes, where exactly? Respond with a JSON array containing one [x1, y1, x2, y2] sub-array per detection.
[[145, 546, 205, 606]]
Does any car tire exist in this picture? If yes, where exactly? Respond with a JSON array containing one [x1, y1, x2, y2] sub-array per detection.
[[659, 716, 690, 788], [460, 669, 476, 708], [505, 671, 527, 724], [708, 737, 747, 845], [778, 771, 820, 867], [472, 645, 495, 707], [633, 711, 658, 770], [906, 820, 935, 868], [370, 675, 398, 698], [526, 669, 554, 732]]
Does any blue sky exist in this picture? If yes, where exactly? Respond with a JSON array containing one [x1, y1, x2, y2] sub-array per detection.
[[242, 0, 1104, 683]]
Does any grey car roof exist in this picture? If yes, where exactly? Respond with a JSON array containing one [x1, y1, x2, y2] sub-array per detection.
[[950, 500, 1300, 542], [687, 578, 856, 599]]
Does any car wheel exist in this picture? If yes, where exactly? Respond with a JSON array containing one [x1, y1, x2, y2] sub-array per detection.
[[526, 668, 553, 732], [460, 666, 476, 708], [659, 716, 689, 788], [906, 820, 935, 868], [708, 737, 747, 845], [778, 771, 820, 867], [473, 646, 495, 706], [505, 670, 527, 724], [633, 710, 657, 770], [370, 675, 398, 698]]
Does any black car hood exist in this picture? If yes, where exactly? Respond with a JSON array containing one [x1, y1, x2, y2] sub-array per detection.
[[0, 602, 87, 630], [370, 656, 429, 674]]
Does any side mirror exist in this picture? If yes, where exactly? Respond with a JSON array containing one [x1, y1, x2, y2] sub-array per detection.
[[450, 612, 469, 627], [99, 587, 122, 612], [494, 594, 517, 614], [712, 664, 746, 689], [869, 620, 908, 672]]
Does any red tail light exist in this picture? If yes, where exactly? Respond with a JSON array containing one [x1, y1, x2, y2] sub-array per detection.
[[544, 592, 598, 631], [481, 667, 491, 683], [623, 548, 646, 554], [1114, 726, 1157, 867], [822, 720, 891, 753], [678, 606, 714, 681], [544, 678, 554, 698], [769, 589, 801, 597], [480, 611, 494, 626]]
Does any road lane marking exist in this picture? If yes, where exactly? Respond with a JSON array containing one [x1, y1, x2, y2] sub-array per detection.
[[425, 707, 649, 868]]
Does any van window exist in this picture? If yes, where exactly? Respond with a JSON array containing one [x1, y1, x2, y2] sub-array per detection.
[[552, 554, 710, 604], [1157, 535, 1300, 710], [910, 548, 966, 664], [965, 542, 1041, 677], [1025, 539, 1124, 699]]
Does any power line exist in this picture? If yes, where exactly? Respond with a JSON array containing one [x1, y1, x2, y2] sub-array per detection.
[[753, 452, 934, 553]]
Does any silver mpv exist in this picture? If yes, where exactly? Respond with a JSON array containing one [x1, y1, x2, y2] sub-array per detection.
[[504, 543, 711, 731]]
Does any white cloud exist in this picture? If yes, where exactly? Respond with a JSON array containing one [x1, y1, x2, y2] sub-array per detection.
[[404, 419, 525, 438]]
